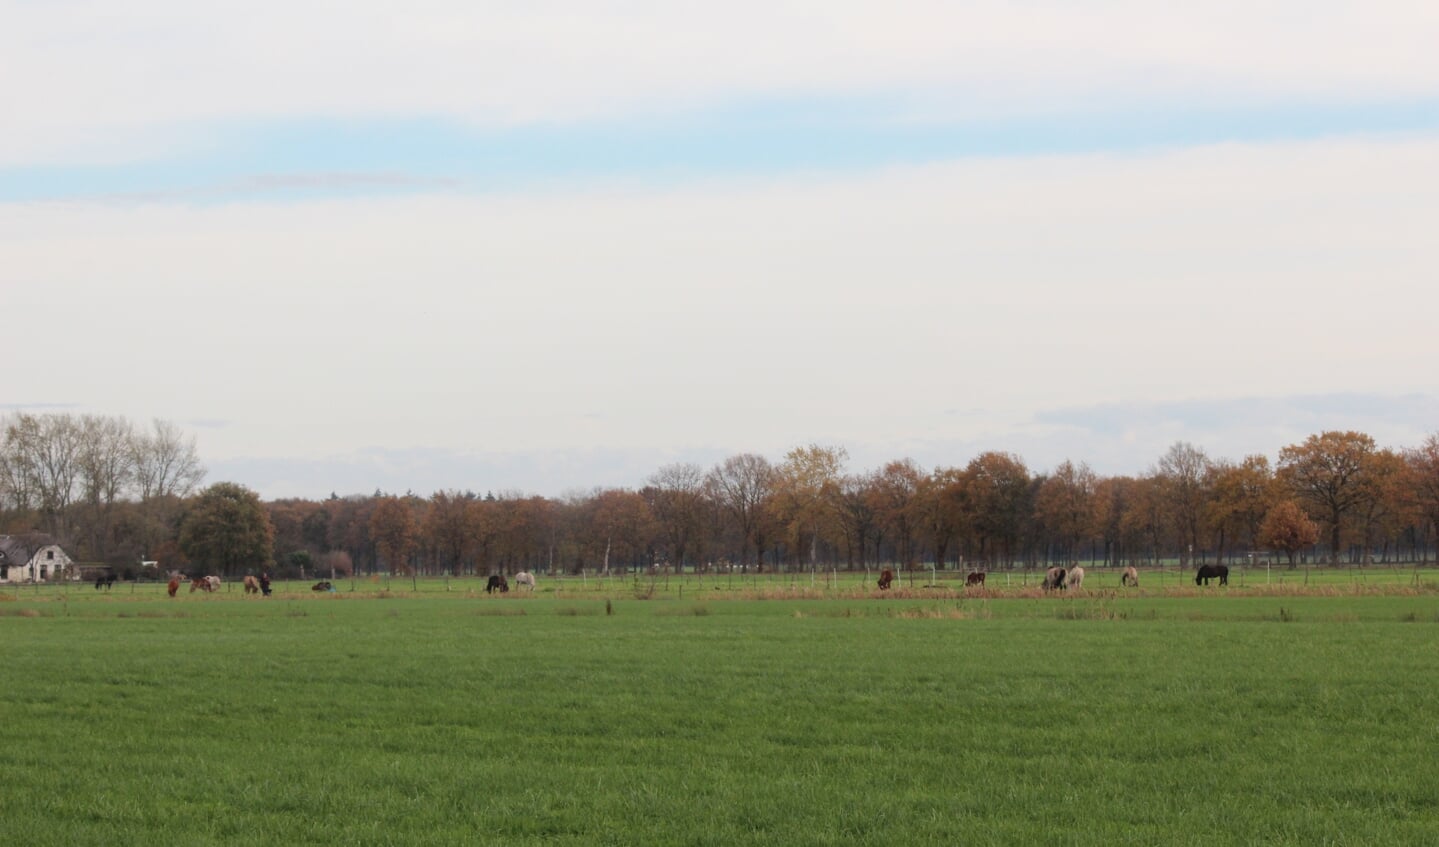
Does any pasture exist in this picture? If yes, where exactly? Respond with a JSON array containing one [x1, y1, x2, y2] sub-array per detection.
[[2, 575, 1439, 845]]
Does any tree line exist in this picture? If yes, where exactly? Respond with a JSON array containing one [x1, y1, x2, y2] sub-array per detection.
[[0, 413, 204, 569], [4, 412, 1439, 577]]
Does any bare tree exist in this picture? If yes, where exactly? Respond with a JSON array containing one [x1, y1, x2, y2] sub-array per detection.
[[646, 462, 709, 572], [834, 472, 880, 569], [1154, 441, 1213, 566], [132, 419, 205, 502], [2, 412, 84, 539], [706, 453, 775, 569], [76, 414, 136, 559]]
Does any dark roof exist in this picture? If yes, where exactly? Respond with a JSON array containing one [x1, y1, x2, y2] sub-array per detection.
[[0, 536, 29, 565]]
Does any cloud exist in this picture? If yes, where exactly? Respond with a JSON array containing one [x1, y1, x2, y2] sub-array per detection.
[[8, 97, 1439, 205], [5, 1, 1439, 166], [0, 402, 81, 411], [210, 392, 1439, 500], [1026, 393, 1439, 473], [4, 134, 1436, 478], [210, 445, 734, 500], [1035, 393, 1439, 437]]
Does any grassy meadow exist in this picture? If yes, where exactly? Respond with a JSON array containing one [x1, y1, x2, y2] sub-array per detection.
[[3, 571, 1439, 845]]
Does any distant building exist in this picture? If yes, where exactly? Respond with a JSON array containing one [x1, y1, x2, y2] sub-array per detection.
[[0, 536, 76, 582]]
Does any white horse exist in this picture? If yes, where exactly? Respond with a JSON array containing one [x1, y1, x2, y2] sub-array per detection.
[[1065, 567, 1085, 590], [514, 571, 536, 591]]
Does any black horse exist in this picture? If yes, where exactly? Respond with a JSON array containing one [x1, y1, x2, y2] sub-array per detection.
[[1195, 564, 1229, 586], [486, 575, 509, 594], [94, 573, 117, 590]]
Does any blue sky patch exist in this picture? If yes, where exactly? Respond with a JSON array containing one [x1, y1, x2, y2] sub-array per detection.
[[4, 95, 1438, 204]]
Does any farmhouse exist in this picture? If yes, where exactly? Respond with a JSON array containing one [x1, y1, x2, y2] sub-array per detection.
[[0, 536, 75, 583]]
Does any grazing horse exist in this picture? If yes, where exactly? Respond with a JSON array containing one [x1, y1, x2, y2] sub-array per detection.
[[243, 575, 261, 595], [514, 571, 536, 591], [877, 568, 895, 590], [485, 575, 509, 594], [965, 571, 986, 587], [1042, 567, 1067, 591], [94, 573, 117, 590], [167, 577, 181, 597], [1121, 566, 1139, 587], [312, 581, 334, 592], [1065, 567, 1085, 590], [1195, 564, 1229, 586], [190, 576, 218, 593]]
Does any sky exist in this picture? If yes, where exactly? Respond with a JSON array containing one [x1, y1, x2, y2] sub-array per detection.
[[4, 1, 1439, 499]]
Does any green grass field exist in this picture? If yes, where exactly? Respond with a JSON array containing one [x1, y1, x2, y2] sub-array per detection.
[[3, 576, 1439, 845]]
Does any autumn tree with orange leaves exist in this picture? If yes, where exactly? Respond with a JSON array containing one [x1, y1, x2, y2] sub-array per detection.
[[1034, 460, 1099, 563], [423, 490, 479, 575], [961, 452, 1031, 567], [1408, 434, 1439, 563], [1277, 431, 1381, 562], [772, 445, 847, 570], [1259, 500, 1320, 566], [370, 496, 418, 577], [1206, 455, 1277, 561]]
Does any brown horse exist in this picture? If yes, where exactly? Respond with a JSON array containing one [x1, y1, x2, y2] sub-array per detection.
[[190, 576, 218, 593], [1042, 567, 1067, 591], [485, 575, 508, 594], [965, 571, 986, 587], [877, 569, 895, 590], [167, 577, 181, 597], [243, 575, 261, 595]]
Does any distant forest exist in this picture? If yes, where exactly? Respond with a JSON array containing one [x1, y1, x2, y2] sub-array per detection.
[[4, 412, 1439, 577]]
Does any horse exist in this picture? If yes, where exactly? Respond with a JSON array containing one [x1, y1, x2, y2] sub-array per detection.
[[1042, 567, 1067, 591], [514, 571, 536, 591], [167, 577, 181, 597], [190, 576, 216, 593], [486, 575, 509, 594], [1065, 567, 1085, 590], [877, 568, 894, 590], [1121, 566, 1139, 587], [94, 573, 117, 590], [312, 581, 334, 592], [965, 571, 986, 587], [243, 575, 261, 595], [1195, 564, 1229, 586]]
